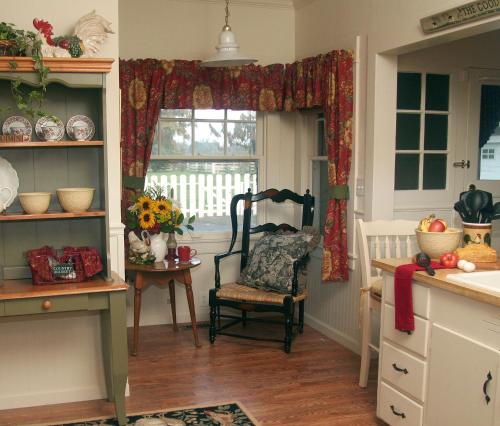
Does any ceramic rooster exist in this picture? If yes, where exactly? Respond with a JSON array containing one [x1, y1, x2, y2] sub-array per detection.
[[33, 10, 114, 58]]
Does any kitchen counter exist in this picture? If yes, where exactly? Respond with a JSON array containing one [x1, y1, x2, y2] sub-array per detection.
[[372, 257, 500, 307]]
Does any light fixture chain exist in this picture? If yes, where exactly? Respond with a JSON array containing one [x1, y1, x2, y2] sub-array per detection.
[[225, 0, 230, 27]]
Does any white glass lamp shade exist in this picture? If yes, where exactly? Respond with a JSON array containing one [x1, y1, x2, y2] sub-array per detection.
[[201, 27, 257, 67]]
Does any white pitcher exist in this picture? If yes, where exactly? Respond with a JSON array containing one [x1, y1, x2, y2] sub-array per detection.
[[0, 187, 13, 213], [142, 230, 167, 263]]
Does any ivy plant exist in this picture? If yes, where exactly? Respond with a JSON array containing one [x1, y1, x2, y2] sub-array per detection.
[[0, 22, 51, 118]]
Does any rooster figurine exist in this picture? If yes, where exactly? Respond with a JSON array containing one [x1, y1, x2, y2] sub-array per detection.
[[33, 10, 114, 58]]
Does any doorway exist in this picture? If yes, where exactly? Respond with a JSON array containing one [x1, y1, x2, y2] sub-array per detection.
[[393, 30, 500, 249]]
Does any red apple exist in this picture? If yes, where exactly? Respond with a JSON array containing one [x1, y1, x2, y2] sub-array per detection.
[[440, 252, 459, 268], [428, 219, 446, 232]]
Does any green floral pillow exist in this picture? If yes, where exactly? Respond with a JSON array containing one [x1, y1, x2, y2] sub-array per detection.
[[238, 231, 314, 294]]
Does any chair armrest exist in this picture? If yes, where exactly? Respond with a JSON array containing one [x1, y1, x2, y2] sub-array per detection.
[[214, 250, 242, 289], [291, 254, 310, 297]]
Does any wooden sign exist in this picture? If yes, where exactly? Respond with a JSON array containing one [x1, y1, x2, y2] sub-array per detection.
[[421, 1, 500, 33]]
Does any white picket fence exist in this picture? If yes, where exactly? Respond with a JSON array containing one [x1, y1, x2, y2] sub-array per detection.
[[145, 173, 258, 218]]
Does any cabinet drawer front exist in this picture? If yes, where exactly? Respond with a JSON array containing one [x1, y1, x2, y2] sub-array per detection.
[[383, 304, 429, 357], [4, 295, 89, 316], [380, 342, 427, 402], [384, 275, 430, 319], [378, 381, 423, 426]]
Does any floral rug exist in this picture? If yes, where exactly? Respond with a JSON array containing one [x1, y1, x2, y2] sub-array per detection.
[[48, 402, 260, 426]]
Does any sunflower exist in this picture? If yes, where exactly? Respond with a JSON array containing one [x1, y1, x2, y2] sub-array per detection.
[[153, 199, 172, 215], [136, 196, 153, 212], [139, 210, 156, 229]]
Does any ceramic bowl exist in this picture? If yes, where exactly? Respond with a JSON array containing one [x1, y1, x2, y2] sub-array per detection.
[[41, 125, 60, 141], [18, 192, 51, 214], [56, 188, 95, 213], [415, 228, 462, 259]]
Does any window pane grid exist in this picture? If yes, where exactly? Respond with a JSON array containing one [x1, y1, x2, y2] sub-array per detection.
[[395, 72, 449, 190]]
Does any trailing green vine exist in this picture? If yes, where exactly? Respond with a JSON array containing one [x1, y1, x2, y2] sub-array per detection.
[[0, 22, 50, 119]]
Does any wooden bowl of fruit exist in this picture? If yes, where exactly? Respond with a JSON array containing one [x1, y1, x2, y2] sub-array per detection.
[[415, 215, 462, 259]]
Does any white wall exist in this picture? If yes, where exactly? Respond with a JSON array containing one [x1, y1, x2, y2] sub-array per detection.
[[0, 1, 121, 409]]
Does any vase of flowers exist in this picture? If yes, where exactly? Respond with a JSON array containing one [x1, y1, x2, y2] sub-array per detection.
[[127, 184, 195, 264]]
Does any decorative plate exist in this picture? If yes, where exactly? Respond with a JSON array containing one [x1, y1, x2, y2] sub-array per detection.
[[2, 116, 32, 138], [66, 115, 95, 141], [0, 156, 19, 211], [35, 116, 65, 141]]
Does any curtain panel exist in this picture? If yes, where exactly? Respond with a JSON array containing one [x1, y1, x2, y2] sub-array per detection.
[[119, 50, 353, 281]]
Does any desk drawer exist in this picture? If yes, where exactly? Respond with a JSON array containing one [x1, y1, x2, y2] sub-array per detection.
[[384, 276, 430, 319], [378, 381, 423, 426], [383, 304, 429, 357], [4, 295, 89, 316], [380, 342, 427, 402]]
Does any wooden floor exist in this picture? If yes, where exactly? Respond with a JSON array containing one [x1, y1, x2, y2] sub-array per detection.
[[0, 322, 383, 425]]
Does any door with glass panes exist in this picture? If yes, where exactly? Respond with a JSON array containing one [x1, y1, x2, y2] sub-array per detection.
[[394, 72, 460, 216]]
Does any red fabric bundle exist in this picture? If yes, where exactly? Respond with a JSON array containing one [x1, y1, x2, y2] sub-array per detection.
[[26, 246, 102, 285], [394, 262, 444, 332]]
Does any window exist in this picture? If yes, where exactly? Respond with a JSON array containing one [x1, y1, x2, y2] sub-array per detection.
[[478, 85, 500, 180], [482, 148, 495, 160], [311, 112, 327, 235], [146, 109, 259, 232], [395, 73, 450, 190]]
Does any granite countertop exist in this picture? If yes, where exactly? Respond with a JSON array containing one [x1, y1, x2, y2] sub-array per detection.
[[372, 257, 500, 307]]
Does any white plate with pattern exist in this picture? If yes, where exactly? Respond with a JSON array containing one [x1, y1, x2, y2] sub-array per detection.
[[0, 156, 19, 211], [2, 116, 32, 138], [66, 115, 95, 141]]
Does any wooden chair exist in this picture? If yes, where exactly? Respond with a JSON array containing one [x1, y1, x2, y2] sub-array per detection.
[[209, 188, 315, 353], [357, 218, 418, 387]]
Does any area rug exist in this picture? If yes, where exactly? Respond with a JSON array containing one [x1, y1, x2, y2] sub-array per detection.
[[48, 402, 260, 426]]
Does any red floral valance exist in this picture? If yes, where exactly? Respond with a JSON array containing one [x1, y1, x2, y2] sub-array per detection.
[[120, 50, 353, 281]]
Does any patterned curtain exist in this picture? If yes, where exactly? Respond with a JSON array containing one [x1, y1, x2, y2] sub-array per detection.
[[120, 59, 165, 217], [119, 51, 353, 281]]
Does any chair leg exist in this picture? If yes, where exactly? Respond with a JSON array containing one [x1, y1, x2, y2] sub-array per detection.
[[359, 298, 372, 388], [298, 300, 305, 334], [284, 297, 294, 353], [217, 306, 221, 328], [209, 289, 217, 344], [242, 310, 247, 328]]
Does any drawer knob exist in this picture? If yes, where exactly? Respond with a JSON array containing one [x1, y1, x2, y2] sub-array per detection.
[[42, 300, 52, 311], [390, 405, 406, 419], [392, 363, 409, 374]]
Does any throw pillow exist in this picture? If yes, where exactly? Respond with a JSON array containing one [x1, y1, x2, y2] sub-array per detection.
[[238, 231, 314, 294]]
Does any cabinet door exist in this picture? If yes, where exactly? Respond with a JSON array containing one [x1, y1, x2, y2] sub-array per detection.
[[426, 324, 498, 426]]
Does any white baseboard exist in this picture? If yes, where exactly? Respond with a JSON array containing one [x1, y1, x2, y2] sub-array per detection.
[[304, 313, 361, 355]]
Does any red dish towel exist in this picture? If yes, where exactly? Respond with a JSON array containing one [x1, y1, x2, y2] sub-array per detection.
[[394, 262, 444, 332]]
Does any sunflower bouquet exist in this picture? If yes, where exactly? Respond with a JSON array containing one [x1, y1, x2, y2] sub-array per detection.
[[127, 184, 195, 235]]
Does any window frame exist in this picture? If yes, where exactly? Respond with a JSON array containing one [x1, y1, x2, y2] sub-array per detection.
[[147, 108, 265, 240]]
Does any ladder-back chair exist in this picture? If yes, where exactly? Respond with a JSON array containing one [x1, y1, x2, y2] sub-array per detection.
[[209, 188, 315, 353]]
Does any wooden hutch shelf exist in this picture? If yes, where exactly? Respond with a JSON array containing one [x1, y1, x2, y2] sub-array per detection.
[[0, 140, 104, 148], [0, 210, 106, 222], [0, 57, 114, 73]]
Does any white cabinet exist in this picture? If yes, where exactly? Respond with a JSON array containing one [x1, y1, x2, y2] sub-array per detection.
[[377, 274, 500, 426], [426, 324, 498, 426]]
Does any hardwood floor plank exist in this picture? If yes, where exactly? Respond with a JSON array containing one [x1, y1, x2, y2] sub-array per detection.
[[0, 323, 383, 425]]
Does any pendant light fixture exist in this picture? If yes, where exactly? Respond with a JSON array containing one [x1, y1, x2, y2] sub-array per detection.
[[201, 0, 257, 67]]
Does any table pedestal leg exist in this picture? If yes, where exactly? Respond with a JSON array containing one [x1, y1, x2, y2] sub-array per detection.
[[185, 282, 201, 347], [132, 273, 143, 356], [168, 279, 178, 331]]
